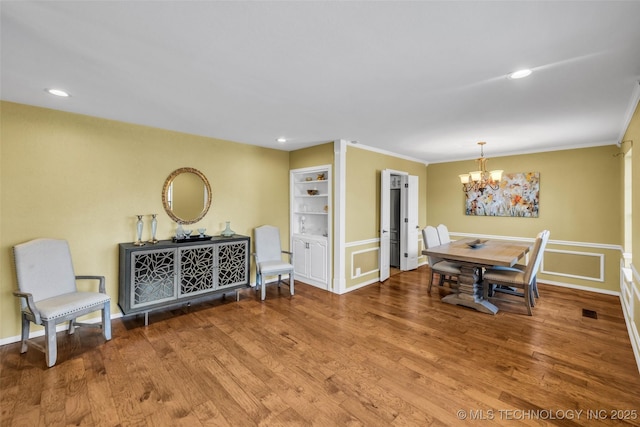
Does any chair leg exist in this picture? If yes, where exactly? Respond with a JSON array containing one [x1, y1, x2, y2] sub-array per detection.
[[428, 271, 434, 292], [255, 272, 261, 294], [44, 319, 58, 367], [102, 300, 112, 340], [529, 287, 536, 307], [289, 273, 294, 296], [256, 271, 267, 301], [68, 319, 76, 334], [20, 313, 30, 354], [277, 274, 282, 287], [524, 285, 533, 316]]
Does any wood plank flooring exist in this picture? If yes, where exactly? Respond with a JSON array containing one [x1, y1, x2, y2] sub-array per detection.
[[2, 265, 639, 426]]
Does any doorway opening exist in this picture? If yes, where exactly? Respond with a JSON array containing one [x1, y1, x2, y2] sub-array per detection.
[[389, 174, 402, 269], [380, 169, 419, 282]]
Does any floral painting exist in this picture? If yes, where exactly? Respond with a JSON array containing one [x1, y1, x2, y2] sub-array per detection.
[[465, 172, 539, 217]]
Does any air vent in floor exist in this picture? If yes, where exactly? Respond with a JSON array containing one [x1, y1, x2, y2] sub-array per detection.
[[582, 309, 598, 319]]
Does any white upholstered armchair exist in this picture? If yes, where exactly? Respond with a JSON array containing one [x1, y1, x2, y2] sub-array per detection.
[[253, 225, 294, 301], [13, 238, 112, 367]]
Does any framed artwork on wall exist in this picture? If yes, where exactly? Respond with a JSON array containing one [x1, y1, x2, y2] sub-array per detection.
[[465, 172, 539, 217]]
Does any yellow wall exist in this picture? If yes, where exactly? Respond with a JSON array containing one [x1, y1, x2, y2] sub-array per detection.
[[427, 145, 623, 292], [344, 146, 428, 288], [289, 142, 334, 170], [427, 146, 622, 243], [0, 101, 290, 340]]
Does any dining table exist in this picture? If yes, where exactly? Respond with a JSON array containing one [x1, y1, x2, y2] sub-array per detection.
[[422, 237, 532, 314]]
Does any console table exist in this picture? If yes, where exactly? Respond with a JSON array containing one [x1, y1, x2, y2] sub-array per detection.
[[119, 235, 250, 324]]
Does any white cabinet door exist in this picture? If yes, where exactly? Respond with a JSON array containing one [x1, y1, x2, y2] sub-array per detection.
[[401, 174, 419, 271], [292, 237, 308, 277], [308, 239, 327, 284], [291, 235, 328, 289]]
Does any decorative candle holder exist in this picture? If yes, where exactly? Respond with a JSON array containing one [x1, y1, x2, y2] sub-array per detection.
[[134, 215, 145, 246], [148, 214, 159, 244]]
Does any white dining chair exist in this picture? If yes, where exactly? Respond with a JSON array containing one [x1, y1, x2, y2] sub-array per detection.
[[253, 225, 294, 301], [422, 226, 461, 293], [436, 224, 451, 244], [482, 230, 550, 315]]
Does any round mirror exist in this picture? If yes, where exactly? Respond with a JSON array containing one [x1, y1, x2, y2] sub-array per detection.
[[162, 167, 212, 224]]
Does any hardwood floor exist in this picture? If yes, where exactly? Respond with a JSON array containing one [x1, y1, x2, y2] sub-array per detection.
[[2, 265, 639, 426]]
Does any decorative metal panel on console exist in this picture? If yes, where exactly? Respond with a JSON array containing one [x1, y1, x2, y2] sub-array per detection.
[[218, 240, 249, 288], [132, 248, 176, 307], [179, 245, 215, 296]]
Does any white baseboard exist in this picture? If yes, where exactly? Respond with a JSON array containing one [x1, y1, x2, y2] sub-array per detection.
[[540, 279, 620, 296], [622, 298, 640, 374]]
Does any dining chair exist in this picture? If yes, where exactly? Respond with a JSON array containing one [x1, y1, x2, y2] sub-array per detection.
[[13, 238, 112, 367], [422, 226, 461, 292], [436, 224, 451, 244], [482, 230, 550, 315], [501, 229, 549, 306], [434, 224, 459, 286], [253, 225, 294, 301]]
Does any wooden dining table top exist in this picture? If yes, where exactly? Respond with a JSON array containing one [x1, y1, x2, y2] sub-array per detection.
[[422, 237, 532, 268]]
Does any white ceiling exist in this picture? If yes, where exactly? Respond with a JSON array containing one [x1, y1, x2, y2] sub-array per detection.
[[2, 1, 640, 163]]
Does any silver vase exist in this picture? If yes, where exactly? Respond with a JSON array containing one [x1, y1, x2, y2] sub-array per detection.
[[134, 215, 145, 246], [149, 214, 159, 244]]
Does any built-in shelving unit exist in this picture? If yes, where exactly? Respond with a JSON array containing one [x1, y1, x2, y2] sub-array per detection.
[[290, 165, 331, 290]]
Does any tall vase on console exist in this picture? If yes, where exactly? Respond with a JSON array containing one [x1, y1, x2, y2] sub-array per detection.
[[134, 215, 145, 246], [148, 214, 159, 244], [221, 221, 235, 237]]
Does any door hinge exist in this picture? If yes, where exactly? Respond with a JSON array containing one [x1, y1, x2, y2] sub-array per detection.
[[404, 218, 408, 223], [405, 183, 409, 188], [404, 253, 408, 257]]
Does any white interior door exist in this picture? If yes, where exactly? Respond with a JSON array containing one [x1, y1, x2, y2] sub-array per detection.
[[379, 169, 391, 282], [400, 175, 419, 271]]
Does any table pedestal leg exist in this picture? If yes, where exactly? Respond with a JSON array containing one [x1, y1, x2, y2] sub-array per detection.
[[441, 264, 498, 315]]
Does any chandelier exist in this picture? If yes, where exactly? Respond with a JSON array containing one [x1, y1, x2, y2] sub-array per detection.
[[458, 142, 503, 193]]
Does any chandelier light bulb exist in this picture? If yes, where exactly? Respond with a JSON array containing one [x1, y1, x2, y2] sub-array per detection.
[[459, 142, 503, 193]]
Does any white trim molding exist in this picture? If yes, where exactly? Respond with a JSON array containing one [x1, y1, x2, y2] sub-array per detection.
[[350, 247, 380, 279], [541, 249, 605, 282]]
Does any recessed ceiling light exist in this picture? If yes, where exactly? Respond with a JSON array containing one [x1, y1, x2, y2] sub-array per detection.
[[45, 88, 70, 97], [508, 69, 532, 79], [276, 137, 287, 143]]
